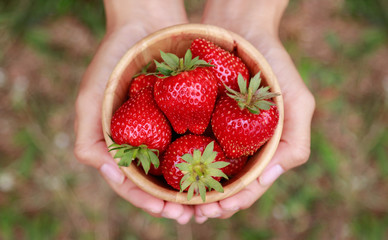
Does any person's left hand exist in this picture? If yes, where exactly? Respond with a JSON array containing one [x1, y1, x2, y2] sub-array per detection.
[[193, 0, 315, 223]]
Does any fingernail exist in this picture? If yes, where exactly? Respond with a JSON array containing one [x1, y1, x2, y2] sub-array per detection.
[[177, 216, 191, 225], [162, 212, 176, 218], [147, 207, 162, 214], [196, 216, 208, 224], [259, 164, 284, 186], [209, 213, 221, 218], [224, 205, 239, 212], [100, 163, 125, 184]]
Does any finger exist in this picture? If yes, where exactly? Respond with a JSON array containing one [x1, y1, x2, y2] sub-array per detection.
[[251, 40, 315, 170], [176, 205, 194, 225], [195, 202, 223, 218], [199, 202, 239, 219], [278, 95, 315, 171], [74, 138, 110, 169], [105, 177, 165, 215], [219, 179, 270, 211], [194, 207, 208, 224], [161, 202, 185, 219], [219, 210, 238, 219], [99, 159, 126, 184]]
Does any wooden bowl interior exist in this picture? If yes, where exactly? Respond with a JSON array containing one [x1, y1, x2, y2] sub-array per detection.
[[102, 24, 284, 204]]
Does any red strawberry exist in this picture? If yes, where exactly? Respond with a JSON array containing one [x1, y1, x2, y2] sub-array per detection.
[[211, 72, 280, 158], [222, 156, 248, 177], [161, 134, 229, 202], [190, 38, 250, 94], [153, 50, 218, 135], [129, 74, 157, 98], [128, 63, 158, 98], [109, 87, 172, 174]]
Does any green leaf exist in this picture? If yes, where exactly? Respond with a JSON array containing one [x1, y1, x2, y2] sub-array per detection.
[[180, 175, 192, 192], [114, 148, 126, 158], [184, 49, 193, 66], [238, 74, 248, 94], [108, 143, 122, 150], [175, 162, 190, 172], [209, 161, 230, 169], [205, 177, 224, 193], [247, 106, 260, 114], [207, 168, 229, 179], [187, 183, 196, 201], [194, 59, 214, 67], [160, 51, 179, 69], [149, 151, 160, 169], [254, 101, 271, 110], [204, 152, 218, 164], [181, 153, 194, 163], [192, 149, 201, 162], [225, 84, 241, 97], [154, 60, 173, 76], [118, 152, 133, 167], [249, 72, 262, 93], [198, 182, 207, 202], [137, 151, 150, 174], [202, 141, 214, 161]]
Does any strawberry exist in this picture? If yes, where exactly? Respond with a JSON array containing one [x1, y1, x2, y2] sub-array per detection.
[[109, 87, 172, 174], [211, 72, 280, 158], [161, 134, 229, 202], [222, 156, 248, 177], [129, 74, 158, 98], [190, 38, 250, 94], [153, 49, 218, 135], [128, 63, 158, 98]]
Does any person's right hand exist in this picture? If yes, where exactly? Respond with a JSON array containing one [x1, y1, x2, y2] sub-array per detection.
[[73, 0, 194, 224]]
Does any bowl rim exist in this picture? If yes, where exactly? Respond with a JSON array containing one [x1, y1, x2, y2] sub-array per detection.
[[102, 23, 284, 204]]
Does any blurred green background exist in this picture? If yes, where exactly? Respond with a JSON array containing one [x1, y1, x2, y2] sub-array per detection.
[[1, 0, 387, 239]]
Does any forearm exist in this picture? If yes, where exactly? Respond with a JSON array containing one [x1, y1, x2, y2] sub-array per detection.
[[202, 0, 289, 39], [103, 0, 188, 33]]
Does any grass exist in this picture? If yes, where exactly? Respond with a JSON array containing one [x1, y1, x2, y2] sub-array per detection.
[[1, 0, 388, 239]]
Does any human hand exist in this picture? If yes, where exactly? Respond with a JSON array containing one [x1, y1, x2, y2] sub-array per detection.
[[73, 0, 194, 224], [195, 0, 315, 223]]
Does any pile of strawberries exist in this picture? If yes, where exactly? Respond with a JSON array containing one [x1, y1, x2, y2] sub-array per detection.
[[108, 38, 279, 202]]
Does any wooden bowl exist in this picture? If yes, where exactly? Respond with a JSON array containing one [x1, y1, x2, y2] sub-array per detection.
[[102, 24, 284, 205]]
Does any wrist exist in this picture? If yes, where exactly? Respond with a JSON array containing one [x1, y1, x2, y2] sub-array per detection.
[[202, 0, 289, 38], [104, 0, 188, 33]]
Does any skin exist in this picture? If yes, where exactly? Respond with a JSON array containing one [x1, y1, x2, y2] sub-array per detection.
[[194, 0, 315, 223], [74, 0, 315, 224]]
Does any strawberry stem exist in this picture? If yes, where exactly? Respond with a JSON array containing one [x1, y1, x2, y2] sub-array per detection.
[[108, 141, 160, 175], [154, 49, 214, 77], [175, 141, 230, 202], [225, 72, 280, 114]]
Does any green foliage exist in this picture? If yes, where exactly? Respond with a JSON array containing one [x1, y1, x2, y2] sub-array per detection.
[[325, 29, 387, 59], [0, 206, 59, 240], [13, 128, 41, 178], [1, 0, 105, 38], [369, 130, 388, 177], [239, 227, 273, 240], [351, 211, 388, 240], [297, 55, 345, 91], [311, 130, 341, 177], [344, 0, 388, 29]]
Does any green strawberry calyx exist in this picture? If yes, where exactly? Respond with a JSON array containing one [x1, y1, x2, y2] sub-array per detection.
[[108, 138, 159, 175], [133, 62, 152, 78], [154, 49, 214, 77], [175, 141, 230, 202], [225, 72, 280, 114]]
